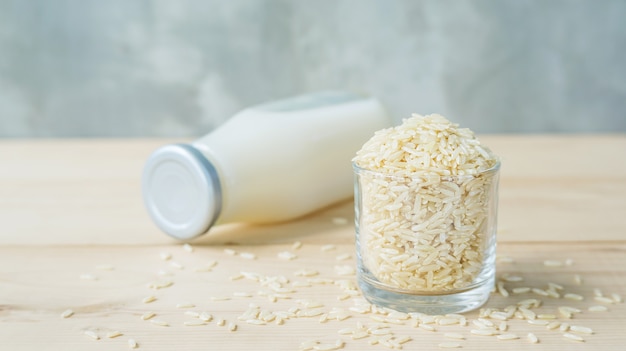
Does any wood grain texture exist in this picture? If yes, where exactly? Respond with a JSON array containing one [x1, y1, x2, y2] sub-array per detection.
[[0, 135, 625, 245], [1, 136, 626, 350], [1, 242, 625, 350]]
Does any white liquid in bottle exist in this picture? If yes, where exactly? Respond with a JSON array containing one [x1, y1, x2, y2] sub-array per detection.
[[142, 91, 389, 240]]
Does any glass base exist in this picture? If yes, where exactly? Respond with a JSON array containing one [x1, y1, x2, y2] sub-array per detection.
[[358, 272, 494, 315]]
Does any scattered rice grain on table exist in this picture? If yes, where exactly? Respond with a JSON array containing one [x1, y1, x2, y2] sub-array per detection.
[[149, 319, 169, 327], [176, 303, 195, 308], [141, 312, 155, 320], [142, 296, 157, 304], [84, 330, 99, 340], [107, 331, 123, 338], [61, 309, 74, 318], [496, 333, 519, 340], [278, 251, 298, 260], [128, 339, 138, 349], [321, 244, 336, 252], [543, 260, 563, 267], [563, 333, 585, 342], [331, 217, 349, 225], [585, 304, 602, 314], [159, 252, 171, 260], [240, 252, 257, 260], [444, 333, 464, 339], [169, 261, 184, 270], [438, 342, 462, 348], [184, 320, 206, 326], [79, 273, 98, 280], [570, 325, 594, 334]]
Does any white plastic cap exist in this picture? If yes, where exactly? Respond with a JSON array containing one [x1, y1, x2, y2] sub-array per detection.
[[142, 144, 222, 240]]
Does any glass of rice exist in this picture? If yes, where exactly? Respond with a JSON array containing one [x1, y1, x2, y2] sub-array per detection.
[[353, 114, 500, 314]]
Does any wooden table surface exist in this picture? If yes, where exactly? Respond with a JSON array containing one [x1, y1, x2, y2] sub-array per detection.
[[1, 135, 625, 350]]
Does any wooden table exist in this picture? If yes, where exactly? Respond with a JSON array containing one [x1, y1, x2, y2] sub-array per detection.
[[1, 136, 625, 350]]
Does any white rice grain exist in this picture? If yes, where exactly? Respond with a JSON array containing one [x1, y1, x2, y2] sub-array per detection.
[[331, 217, 349, 225], [611, 293, 623, 303], [313, 340, 344, 351], [142, 296, 157, 304], [148, 280, 174, 289], [419, 324, 436, 332], [300, 340, 319, 351], [336, 253, 352, 261], [184, 321, 206, 326], [224, 248, 237, 256], [502, 275, 524, 282], [321, 244, 336, 252], [80, 273, 98, 281], [240, 252, 257, 260], [352, 331, 369, 340], [176, 303, 195, 308], [438, 342, 462, 348], [107, 331, 123, 338], [278, 251, 298, 260], [444, 333, 464, 340], [150, 319, 169, 327], [159, 252, 171, 260], [128, 339, 138, 349], [334, 265, 355, 276], [574, 274, 582, 285], [295, 269, 319, 277], [564, 293, 584, 301], [141, 312, 156, 320], [470, 329, 497, 336], [546, 321, 560, 330], [61, 309, 74, 318], [594, 296, 615, 304], [169, 261, 184, 270], [84, 330, 99, 340], [233, 292, 253, 298], [527, 333, 538, 344], [543, 260, 563, 267], [563, 333, 585, 342], [588, 305, 608, 312], [537, 314, 556, 320], [210, 296, 231, 301], [570, 325, 594, 334], [245, 319, 266, 325]]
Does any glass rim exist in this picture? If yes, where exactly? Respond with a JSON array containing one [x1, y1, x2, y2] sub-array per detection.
[[352, 158, 501, 180]]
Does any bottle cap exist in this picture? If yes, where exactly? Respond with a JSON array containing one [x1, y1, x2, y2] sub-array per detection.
[[142, 144, 221, 240]]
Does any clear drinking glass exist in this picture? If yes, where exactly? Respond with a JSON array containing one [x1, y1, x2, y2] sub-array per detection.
[[354, 161, 500, 314]]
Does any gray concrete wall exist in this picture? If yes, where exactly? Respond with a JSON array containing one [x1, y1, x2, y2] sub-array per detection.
[[1, 0, 625, 137]]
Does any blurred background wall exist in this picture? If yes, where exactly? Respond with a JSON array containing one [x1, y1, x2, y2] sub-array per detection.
[[0, 0, 625, 137]]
